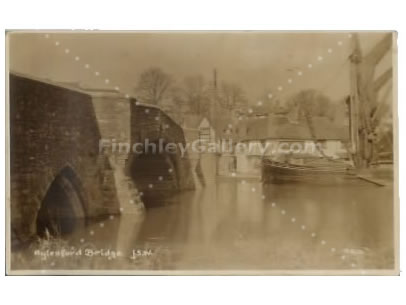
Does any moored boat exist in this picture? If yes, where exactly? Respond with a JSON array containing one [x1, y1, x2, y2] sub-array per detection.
[[262, 158, 356, 184]]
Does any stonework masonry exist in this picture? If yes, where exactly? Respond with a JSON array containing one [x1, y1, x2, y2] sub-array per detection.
[[9, 73, 197, 244], [9, 74, 120, 244]]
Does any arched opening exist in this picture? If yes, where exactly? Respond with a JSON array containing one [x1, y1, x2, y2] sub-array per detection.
[[129, 144, 180, 208], [36, 167, 87, 237]]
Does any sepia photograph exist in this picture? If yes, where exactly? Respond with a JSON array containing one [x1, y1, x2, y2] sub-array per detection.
[[5, 31, 398, 275]]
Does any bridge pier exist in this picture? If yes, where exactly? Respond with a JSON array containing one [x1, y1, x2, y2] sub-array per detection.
[[91, 94, 144, 214]]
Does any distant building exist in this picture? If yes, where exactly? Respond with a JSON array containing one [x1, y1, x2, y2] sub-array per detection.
[[180, 113, 237, 176], [234, 114, 350, 176], [181, 112, 235, 144]]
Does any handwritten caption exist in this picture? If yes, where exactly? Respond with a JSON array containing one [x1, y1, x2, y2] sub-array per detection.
[[34, 247, 153, 260]]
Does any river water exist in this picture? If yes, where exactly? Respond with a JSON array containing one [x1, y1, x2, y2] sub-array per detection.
[[14, 178, 394, 270], [13, 164, 394, 272]]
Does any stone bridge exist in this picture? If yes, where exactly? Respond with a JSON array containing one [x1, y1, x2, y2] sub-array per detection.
[[9, 73, 196, 248], [127, 103, 195, 206]]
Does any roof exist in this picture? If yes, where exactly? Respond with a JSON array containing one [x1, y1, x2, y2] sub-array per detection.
[[237, 115, 349, 141]]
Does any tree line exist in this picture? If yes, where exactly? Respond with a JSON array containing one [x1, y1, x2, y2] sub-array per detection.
[[135, 67, 345, 124], [134, 67, 248, 117]]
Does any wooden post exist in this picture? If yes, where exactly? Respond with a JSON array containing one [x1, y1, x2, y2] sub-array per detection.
[[349, 34, 363, 168], [349, 33, 392, 168]]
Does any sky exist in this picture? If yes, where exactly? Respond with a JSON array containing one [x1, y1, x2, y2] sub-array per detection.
[[8, 31, 393, 104]]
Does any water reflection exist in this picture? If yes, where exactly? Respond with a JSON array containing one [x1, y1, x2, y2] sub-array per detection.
[[12, 176, 394, 271]]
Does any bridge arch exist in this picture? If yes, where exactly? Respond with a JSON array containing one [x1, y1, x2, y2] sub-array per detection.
[[36, 166, 87, 237], [128, 140, 180, 208]]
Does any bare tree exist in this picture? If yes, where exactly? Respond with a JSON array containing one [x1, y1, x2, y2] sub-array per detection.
[[162, 85, 186, 124], [168, 86, 186, 110], [287, 89, 334, 119], [183, 75, 210, 115], [217, 81, 247, 111], [256, 90, 285, 114], [135, 67, 172, 105]]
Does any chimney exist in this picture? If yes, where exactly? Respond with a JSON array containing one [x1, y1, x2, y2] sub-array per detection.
[[213, 69, 217, 91]]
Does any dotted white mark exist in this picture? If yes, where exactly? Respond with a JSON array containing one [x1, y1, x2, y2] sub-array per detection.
[[84, 64, 90, 69], [231, 172, 236, 177], [248, 108, 253, 114], [251, 187, 256, 192], [64, 49, 70, 54], [297, 71, 303, 76], [55, 41, 60, 46], [308, 64, 313, 68], [109, 215, 114, 220], [44, 34, 50, 39], [145, 109, 149, 114], [317, 56, 323, 61], [311, 232, 316, 238], [95, 71, 100, 76], [268, 93, 273, 99], [328, 48, 333, 53], [158, 176, 163, 181], [338, 41, 343, 46], [351, 263, 357, 268], [139, 192, 144, 196], [287, 78, 293, 84], [148, 184, 153, 188], [155, 116, 159, 120], [80, 238, 85, 243], [301, 225, 306, 230], [99, 223, 104, 228], [114, 86, 120, 91], [125, 94, 130, 99], [90, 230, 94, 236], [291, 217, 296, 223], [331, 247, 336, 252], [348, 34, 353, 38], [119, 207, 124, 212], [321, 240, 326, 245], [277, 86, 283, 91], [130, 199, 134, 204], [168, 168, 173, 173], [341, 255, 346, 260], [261, 195, 265, 200], [75, 56, 80, 61], [281, 210, 286, 215], [105, 79, 110, 84], [271, 202, 276, 207], [257, 101, 263, 106], [50, 262, 55, 267]]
